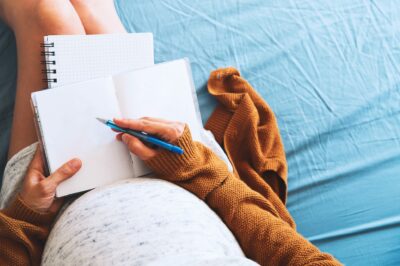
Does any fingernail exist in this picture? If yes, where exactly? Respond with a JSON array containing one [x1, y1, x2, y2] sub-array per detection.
[[122, 134, 128, 143], [69, 158, 81, 169]]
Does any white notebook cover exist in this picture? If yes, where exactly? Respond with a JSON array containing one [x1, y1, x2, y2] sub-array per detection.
[[43, 33, 154, 88]]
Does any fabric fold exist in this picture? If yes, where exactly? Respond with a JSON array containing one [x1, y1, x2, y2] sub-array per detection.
[[205, 67, 288, 205]]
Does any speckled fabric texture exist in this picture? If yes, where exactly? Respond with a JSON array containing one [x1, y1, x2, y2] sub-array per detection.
[[0, 143, 37, 209], [42, 178, 256, 266]]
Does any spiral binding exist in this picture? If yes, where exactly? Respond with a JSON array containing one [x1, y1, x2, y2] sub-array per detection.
[[40, 42, 57, 84], [40, 42, 54, 48]]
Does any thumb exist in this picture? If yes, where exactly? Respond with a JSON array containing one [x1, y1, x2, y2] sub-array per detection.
[[45, 158, 82, 187]]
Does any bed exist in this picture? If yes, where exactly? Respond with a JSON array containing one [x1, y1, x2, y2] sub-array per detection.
[[1, 0, 400, 265]]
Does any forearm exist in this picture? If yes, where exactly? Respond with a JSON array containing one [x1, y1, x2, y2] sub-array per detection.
[[0, 196, 56, 266]]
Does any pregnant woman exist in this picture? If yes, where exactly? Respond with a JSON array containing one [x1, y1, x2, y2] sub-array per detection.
[[0, 0, 341, 265]]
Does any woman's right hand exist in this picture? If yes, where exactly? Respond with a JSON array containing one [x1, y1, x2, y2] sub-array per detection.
[[115, 117, 230, 202], [113, 117, 186, 160]]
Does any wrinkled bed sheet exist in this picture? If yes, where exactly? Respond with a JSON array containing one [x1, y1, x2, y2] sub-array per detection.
[[1, 1, 400, 265]]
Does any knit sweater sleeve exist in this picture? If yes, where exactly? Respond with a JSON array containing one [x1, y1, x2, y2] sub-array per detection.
[[0, 195, 57, 266], [146, 126, 342, 266]]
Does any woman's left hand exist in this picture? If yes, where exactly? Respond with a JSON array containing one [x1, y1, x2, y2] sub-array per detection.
[[19, 148, 82, 213]]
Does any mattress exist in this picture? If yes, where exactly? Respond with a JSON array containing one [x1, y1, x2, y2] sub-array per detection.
[[1, 1, 400, 264]]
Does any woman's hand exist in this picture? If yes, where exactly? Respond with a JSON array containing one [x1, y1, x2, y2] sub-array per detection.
[[19, 148, 82, 213], [113, 117, 185, 160]]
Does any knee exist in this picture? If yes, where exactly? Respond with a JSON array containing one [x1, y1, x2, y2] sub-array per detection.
[[70, 0, 88, 6], [35, 0, 68, 28], [35, 0, 83, 33]]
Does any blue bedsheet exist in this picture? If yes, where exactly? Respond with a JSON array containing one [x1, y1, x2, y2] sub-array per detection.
[[1, 1, 400, 264]]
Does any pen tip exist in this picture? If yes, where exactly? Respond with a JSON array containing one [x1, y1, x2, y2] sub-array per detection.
[[96, 117, 108, 124]]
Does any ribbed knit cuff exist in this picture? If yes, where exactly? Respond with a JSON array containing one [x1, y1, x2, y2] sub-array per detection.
[[3, 195, 57, 226], [145, 125, 198, 177]]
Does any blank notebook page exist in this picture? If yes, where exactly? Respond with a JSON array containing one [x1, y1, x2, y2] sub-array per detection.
[[113, 59, 202, 140], [113, 59, 203, 176], [44, 33, 154, 88], [33, 77, 134, 197]]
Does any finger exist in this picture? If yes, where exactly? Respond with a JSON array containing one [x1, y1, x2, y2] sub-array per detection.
[[121, 134, 157, 160], [116, 132, 123, 141], [114, 118, 172, 137], [45, 158, 82, 186], [28, 147, 45, 173], [139, 119, 185, 140], [140, 117, 173, 124]]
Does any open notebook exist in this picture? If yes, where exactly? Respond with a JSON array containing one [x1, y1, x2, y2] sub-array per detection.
[[32, 59, 203, 197], [42, 33, 154, 88]]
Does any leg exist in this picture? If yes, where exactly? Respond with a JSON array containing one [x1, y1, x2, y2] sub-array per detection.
[[70, 0, 126, 34], [0, 0, 86, 158]]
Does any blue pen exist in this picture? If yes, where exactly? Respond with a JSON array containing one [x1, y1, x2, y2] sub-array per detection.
[[96, 118, 184, 155]]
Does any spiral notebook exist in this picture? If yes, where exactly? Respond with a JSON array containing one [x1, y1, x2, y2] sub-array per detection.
[[32, 59, 203, 197], [42, 33, 154, 88]]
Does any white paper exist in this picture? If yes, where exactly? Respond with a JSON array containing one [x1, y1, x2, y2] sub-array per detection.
[[112, 59, 203, 176], [113, 59, 202, 140], [33, 77, 134, 197]]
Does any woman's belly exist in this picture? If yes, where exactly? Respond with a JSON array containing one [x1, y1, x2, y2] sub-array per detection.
[[42, 178, 257, 266]]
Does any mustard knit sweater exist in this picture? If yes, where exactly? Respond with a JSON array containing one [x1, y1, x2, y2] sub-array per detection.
[[0, 68, 341, 266]]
